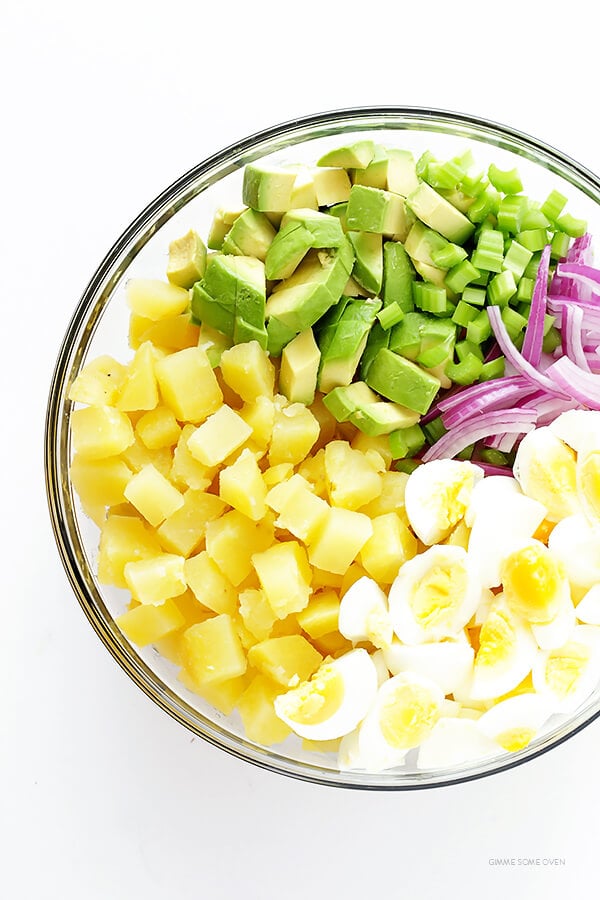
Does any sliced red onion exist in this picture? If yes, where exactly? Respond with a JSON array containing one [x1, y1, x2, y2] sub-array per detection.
[[546, 355, 600, 409], [422, 408, 538, 462], [562, 304, 591, 372], [557, 262, 600, 288], [441, 380, 538, 428], [568, 233, 594, 265], [438, 375, 528, 414], [522, 244, 551, 365], [473, 463, 514, 477]]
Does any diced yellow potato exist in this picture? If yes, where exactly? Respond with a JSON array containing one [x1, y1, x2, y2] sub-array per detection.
[[296, 589, 340, 639], [180, 615, 247, 685], [154, 632, 185, 665], [155, 347, 223, 423], [307, 507, 373, 574], [267, 476, 329, 544], [157, 489, 226, 557], [97, 515, 162, 588], [124, 464, 184, 527], [71, 405, 135, 460], [268, 400, 320, 466], [135, 406, 181, 449], [340, 562, 370, 596], [170, 424, 215, 491], [119, 434, 173, 479], [184, 551, 238, 616], [172, 588, 214, 625], [69, 455, 132, 509], [129, 313, 154, 350], [312, 568, 344, 590], [359, 470, 410, 517], [68, 355, 126, 406], [263, 463, 294, 487], [248, 635, 322, 687], [206, 510, 274, 586], [351, 432, 394, 468], [265, 474, 313, 513], [296, 448, 328, 498], [252, 540, 312, 619], [324, 440, 382, 510], [187, 405, 252, 467], [238, 396, 275, 448], [126, 278, 189, 321], [234, 616, 258, 651], [301, 737, 342, 754], [311, 630, 354, 658], [116, 598, 186, 646], [180, 669, 252, 715], [219, 448, 267, 521], [308, 394, 338, 451], [124, 553, 187, 605], [237, 674, 290, 746], [219, 341, 275, 403], [239, 588, 277, 641], [444, 518, 471, 550], [115, 342, 159, 412], [360, 511, 418, 583], [269, 615, 304, 638], [106, 502, 138, 518], [131, 312, 200, 352]]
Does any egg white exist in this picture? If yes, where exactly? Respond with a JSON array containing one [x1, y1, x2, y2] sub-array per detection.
[[416, 716, 501, 769], [467, 597, 538, 701], [548, 514, 600, 589], [532, 624, 600, 714], [476, 693, 553, 752], [382, 638, 474, 696], [575, 584, 600, 625], [338, 576, 393, 649], [404, 459, 484, 545], [513, 426, 582, 523], [549, 409, 600, 454]]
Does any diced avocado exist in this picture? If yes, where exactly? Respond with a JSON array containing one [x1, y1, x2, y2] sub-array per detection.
[[191, 282, 235, 336], [318, 297, 382, 392], [267, 317, 297, 356], [167, 229, 207, 288], [389, 311, 431, 360], [404, 221, 449, 267], [234, 316, 268, 348], [389, 311, 456, 366], [346, 185, 413, 235], [344, 275, 371, 297], [407, 182, 475, 244], [281, 208, 345, 247], [382, 242, 415, 312], [359, 320, 390, 380], [317, 140, 375, 170], [315, 295, 354, 357], [193, 254, 267, 348], [198, 323, 232, 367], [326, 202, 348, 229], [323, 381, 380, 422], [287, 165, 318, 210], [351, 145, 389, 189], [311, 166, 352, 206], [221, 209, 276, 261], [243, 164, 298, 212], [389, 423, 426, 459], [207, 207, 245, 251], [265, 222, 315, 281], [438, 188, 475, 214], [279, 328, 321, 405], [365, 348, 441, 414], [386, 149, 419, 197], [412, 259, 449, 290], [348, 232, 383, 294], [350, 398, 420, 436]]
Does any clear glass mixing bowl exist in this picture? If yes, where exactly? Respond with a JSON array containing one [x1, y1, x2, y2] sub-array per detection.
[[45, 106, 600, 789]]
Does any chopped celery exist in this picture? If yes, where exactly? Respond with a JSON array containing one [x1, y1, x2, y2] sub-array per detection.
[[497, 195, 526, 233], [461, 170, 489, 197], [479, 356, 505, 381], [488, 270, 517, 307], [377, 303, 405, 330], [452, 300, 480, 328], [541, 189, 568, 222], [523, 253, 541, 280], [445, 353, 483, 385], [471, 229, 504, 272], [413, 282, 447, 314], [543, 313, 556, 336], [542, 325, 561, 353], [467, 188, 500, 223], [394, 458, 422, 474], [501, 306, 528, 340], [556, 213, 587, 237], [520, 207, 551, 230], [389, 424, 426, 459], [422, 416, 447, 445], [517, 229, 549, 252], [488, 164, 523, 195], [466, 309, 492, 344], [445, 259, 480, 293], [431, 242, 468, 268], [462, 285, 487, 306], [502, 239, 533, 280], [516, 276, 534, 302], [479, 447, 509, 465], [551, 230, 570, 260], [456, 339, 484, 362], [456, 443, 475, 460], [426, 159, 464, 190]]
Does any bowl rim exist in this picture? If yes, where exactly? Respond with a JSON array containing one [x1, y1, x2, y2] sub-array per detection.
[[45, 104, 600, 790]]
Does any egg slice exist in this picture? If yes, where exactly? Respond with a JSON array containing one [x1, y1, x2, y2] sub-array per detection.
[[370, 649, 391, 686], [467, 597, 537, 701], [548, 514, 600, 589], [338, 576, 393, 649], [530, 593, 576, 651], [532, 624, 600, 714], [501, 540, 568, 625], [513, 426, 582, 522], [575, 584, 600, 625], [549, 408, 600, 454], [416, 717, 501, 769], [382, 638, 474, 695], [274, 648, 378, 741], [476, 694, 552, 752], [576, 446, 600, 524], [466, 477, 547, 589], [404, 459, 484, 545], [354, 673, 444, 772], [388, 545, 481, 644]]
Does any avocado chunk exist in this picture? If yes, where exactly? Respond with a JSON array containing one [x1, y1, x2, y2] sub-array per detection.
[[207, 207, 245, 251], [265, 211, 346, 281], [386, 149, 420, 197], [282, 208, 346, 247], [243, 163, 298, 212], [317, 297, 382, 392], [351, 145, 389, 190], [359, 320, 390, 380], [382, 242, 415, 312], [406, 182, 475, 244], [192, 254, 267, 348], [191, 282, 234, 335], [323, 380, 420, 436], [280, 328, 321, 405], [412, 259, 449, 290], [311, 166, 352, 206], [346, 185, 413, 235], [326, 202, 348, 230], [348, 231, 383, 294], [288, 165, 319, 210], [390, 312, 456, 366], [317, 140, 375, 169], [322, 381, 380, 422], [365, 348, 441, 414], [222, 209, 277, 261], [389, 423, 426, 459], [404, 220, 449, 267], [167, 229, 207, 288], [198, 323, 233, 367]]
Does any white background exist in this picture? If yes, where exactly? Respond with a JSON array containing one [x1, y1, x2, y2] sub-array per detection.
[[3, 2, 599, 897]]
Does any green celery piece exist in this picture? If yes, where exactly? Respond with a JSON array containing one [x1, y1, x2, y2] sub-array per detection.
[[466, 309, 492, 344], [445, 259, 480, 293], [389, 424, 426, 459], [517, 230, 549, 252], [520, 207, 551, 230], [456, 339, 484, 363], [416, 150, 436, 180], [556, 213, 587, 237], [523, 253, 541, 280], [551, 231, 571, 260], [452, 300, 480, 328], [487, 270, 517, 307], [426, 159, 464, 190], [541, 190, 568, 222], [467, 188, 500, 223], [377, 303, 405, 330], [462, 286, 487, 306], [421, 416, 447, 445], [502, 240, 533, 281], [413, 282, 447, 314], [516, 276, 534, 302], [479, 447, 510, 465], [445, 353, 483, 385], [471, 229, 504, 272], [479, 357, 505, 381], [487, 164, 523, 194], [501, 306, 528, 340], [497, 195, 526, 233], [456, 444, 475, 460], [394, 458, 422, 474], [543, 314, 556, 336], [542, 326, 561, 353], [431, 242, 467, 269]]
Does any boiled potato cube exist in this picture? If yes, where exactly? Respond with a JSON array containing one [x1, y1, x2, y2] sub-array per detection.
[[269, 478, 329, 544], [115, 342, 159, 412], [444, 518, 471, 550], [359, 470, 410, 518], [97, 514, 162, 588], [248, 635, 322, 687], [184, 551, 238, 616], [307, 507, 373, 575], [340, 562, 370, 596], [180, 615, 247, 685], [301, 737, 342, 754], [71, 405, 134, 460], [239, 588, 277, 641], [265, 474, 312, 513], [206, 510, 274, 586], [296, 448, 328, 498], [252, 540, 312, 619], [70, 455, 132, 509], [312, 568, 344, 590], [219, 341, 275, 402], [296, 589, 340, 639], [187, 405, 252, 467], [126, 278, 189, 320], [68, 355, 126, 406], [124, 553, 187, 605], [219, 448, 267, 521], [359, 511, 418, 583], [239, 396, 275, 448], [120, 435, 172, 479], [155, 347, 222, 423], [311, 630, 354, 658], [170, 424, 215, 491], [135, 406, 181, 449], [179, 669, 251, 716], [116, 598, 185, 646], [324, 440, 382, 510], [268, 400, 320, 466], [124, 464, 184, 527], [129, 312, 200, 352], [351, 432, 394, 468], [263, 463, 294, 487], [237, 674, 291, 746], [157, 490, 226, 557], [172, 588, 214, 626]]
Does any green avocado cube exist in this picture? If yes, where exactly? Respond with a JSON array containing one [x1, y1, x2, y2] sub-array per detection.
[[265, 222, 315, 280], [322, 381, 380, 422], [243, 164, 298, 212], [221, 209, 276, 261], [404, 221, 449, 267], [351, 145, 389, 190], [318, 297, 382, 392], [346, 185, 412, 235], [167, 229, 207, 288], [382, 241, 415, 312], [281, 208, 345, 248], [348, 231, 382, 294], [191, 283, 235, 337], [365, 348, 441, 414], [406, 182, 475, 244], [317, 141, 375, 170], [350, 399, 420, 437], [359, 321, 390, 380], [280, 328, 321, 405], [386, 149, 420, 197]]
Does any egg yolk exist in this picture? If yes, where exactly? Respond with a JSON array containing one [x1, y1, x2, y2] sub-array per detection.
[[578, 451, 600, 520], [475, 607, 516, 670], [366, 608, 393, 650], [497, 673, 535, 703], [495, 727, 537, 752], [379, 683, 440, 750], [279, 664, 345, 726], [431, 471, 475, 539], [524, 442, 578, 522], [501, 544, 563, 624], [410, 562, 468, 631], [545, 641, 591, 699]]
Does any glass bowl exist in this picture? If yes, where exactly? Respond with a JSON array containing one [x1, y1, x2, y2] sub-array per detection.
[[45, 106, 600, 789]]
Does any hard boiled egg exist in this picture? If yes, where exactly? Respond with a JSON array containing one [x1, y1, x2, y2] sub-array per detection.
[[476, 693, 552, 752], [338, 576, 393, 650], [416, 716, 501, 769], [466, 596, 537, 701], [532, 624, 600, 714], [548, 514, 600, 589], [382, 638, 474, 696], [388, 544, 481, 644], [513, 426, 582, 522], [404, 459, 484, 545], [549, 408, 600, 454], [274, 648, 378, 741], [575, 584, 600, 625]]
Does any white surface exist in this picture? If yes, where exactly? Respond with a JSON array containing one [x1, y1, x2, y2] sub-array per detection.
[[3, 2, 599, 896]]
